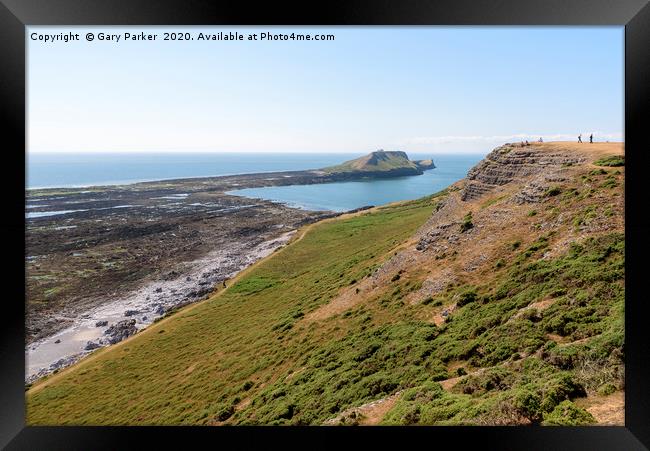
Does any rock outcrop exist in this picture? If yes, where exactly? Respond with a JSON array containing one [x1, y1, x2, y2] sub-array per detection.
[[414, 159, 436, 170], [461, 143, 584, 201], [104, 319, 138, 344]]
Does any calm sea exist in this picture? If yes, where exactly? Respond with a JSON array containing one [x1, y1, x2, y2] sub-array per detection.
[[27, 152, 485, 212]]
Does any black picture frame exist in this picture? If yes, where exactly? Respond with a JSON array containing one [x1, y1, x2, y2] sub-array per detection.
[[1, 1, 648, 449]]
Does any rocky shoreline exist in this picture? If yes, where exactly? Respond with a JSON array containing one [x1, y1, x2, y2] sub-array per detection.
[[26, 165, 378, 383], [26, 230, 300, 383]]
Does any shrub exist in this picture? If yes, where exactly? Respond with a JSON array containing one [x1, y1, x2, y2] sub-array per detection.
[[271, 402, 296, 421], [514, 386, 543, 423], [401, 406, 421, 425], [597, 383, 617, 396], [459, 212, 474, 232], [456, 288, 478, 307], [542, 400, 595, 425], [458, 367, 512, 395], [214, 404, 234, 421], [521, 308, 541, 323], [600, 178, 618, 189], [593, 155, 624, 167], [545, 187, 562, 197], [542, 346, 578, 370], [540, 373, 587, 412]]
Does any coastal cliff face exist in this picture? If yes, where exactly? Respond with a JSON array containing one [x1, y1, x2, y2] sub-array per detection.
[[27, 142, 625, 427], [461, 143, 585, 201]]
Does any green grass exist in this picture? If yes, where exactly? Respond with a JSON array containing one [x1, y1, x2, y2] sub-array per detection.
[[459, 212, 474, 232], [382, 232, 624, 425], [26, 167, 624, 426], [26, 195, 439, 425], [593, 155, 625, 167], [480, 195, 507, 209]]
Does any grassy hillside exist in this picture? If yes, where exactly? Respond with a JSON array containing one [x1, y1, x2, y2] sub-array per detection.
[[26, 195, 438, 425], [324, 150, 421, 174], [26, 143, 624, 426]]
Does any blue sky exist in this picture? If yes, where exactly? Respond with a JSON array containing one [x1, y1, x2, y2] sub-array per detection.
[[27, 26, 623, 154]]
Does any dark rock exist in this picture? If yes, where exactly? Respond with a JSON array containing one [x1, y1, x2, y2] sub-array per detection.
[[54, 339, 61, 344], [155, 287, 163, 293], [84, 341, 101, 350], [95, 320, 108, 327], [124, 309, 140, 317], [104, 319, 137, 344], [346, 205, 374, 214], [163, 270, 180, 281]]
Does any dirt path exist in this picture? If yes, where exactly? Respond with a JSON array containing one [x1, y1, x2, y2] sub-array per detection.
[[323, 391, 403, 425], [576, 391, 624, 425]]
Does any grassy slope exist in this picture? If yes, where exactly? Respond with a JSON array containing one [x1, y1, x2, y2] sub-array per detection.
[[382, 231, 624, 425], [26, 195, 438, 425], [324, 152, 418, 174], [27, 150, 625, 426]]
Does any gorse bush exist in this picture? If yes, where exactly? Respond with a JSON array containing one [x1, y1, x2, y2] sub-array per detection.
[[593, 155, 624, 167], [459, 212, 474, 232], [380, 232, 623, 425], [543, 400, 595, 425], [545, 187, 562, 197], [456, 287, 478, 307]]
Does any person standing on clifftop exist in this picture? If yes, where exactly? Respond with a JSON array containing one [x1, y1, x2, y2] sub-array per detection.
[[590, 134, 593, 143], [578, 134, 582, 143]]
